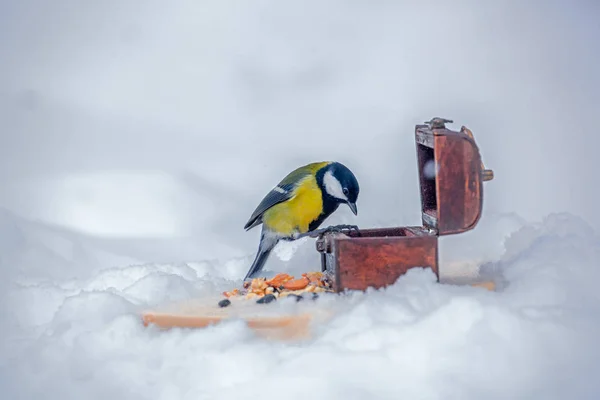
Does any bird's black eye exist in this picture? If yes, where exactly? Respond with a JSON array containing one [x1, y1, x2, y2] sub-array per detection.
[[342, 188, 349, 196]]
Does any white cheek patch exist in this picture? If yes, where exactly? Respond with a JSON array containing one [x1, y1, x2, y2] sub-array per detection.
[[323, 170, 347, 200]]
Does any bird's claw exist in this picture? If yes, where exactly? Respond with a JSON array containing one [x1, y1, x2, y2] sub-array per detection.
[[331, 224, 360, 232], [294, 224, 360, 240], [309, 224, 360, 238]]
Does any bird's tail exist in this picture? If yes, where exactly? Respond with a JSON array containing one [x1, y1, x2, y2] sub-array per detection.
[[244, 226, 280, 281], [243, 246, 273, 281], [244, 229, 279, 281]]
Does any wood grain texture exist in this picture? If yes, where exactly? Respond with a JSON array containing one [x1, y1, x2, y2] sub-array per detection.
[[142, 312, 313, 341], [434, 131, 483, 234], [415, 125, 484, 235], [140, 299, 330, 341], [332, 235, 438, 292]]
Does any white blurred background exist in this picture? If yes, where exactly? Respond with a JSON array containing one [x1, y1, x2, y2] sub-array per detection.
[[3, 2, 600, 398], [1, 0, 599, 275]]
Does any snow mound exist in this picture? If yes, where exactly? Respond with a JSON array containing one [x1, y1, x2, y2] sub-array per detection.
[[2, 213, 600, 399]]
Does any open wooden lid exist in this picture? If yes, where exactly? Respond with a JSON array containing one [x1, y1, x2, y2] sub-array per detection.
[[415, 119, 493, 236]]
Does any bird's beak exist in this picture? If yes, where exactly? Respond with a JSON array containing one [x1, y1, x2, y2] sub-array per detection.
[[347, 201, 358, 216]]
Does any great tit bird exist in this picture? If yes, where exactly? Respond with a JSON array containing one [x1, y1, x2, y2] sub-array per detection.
[[243, 161, 360, 281]]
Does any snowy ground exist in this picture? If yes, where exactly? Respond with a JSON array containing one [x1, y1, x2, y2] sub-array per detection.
[[2, 1, 600, 399], [2, 211, 600, 399]]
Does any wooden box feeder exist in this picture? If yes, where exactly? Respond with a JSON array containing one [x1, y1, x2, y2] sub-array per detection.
[[315, 118, 494, 292]]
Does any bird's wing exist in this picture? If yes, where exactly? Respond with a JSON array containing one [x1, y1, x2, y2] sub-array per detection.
[[243, 162, 330, 231], [243, 182, 296, 230]]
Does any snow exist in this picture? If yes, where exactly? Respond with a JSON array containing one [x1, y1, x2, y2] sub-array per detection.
[[2, 1, 600, 399], [2, 212, 600, 399]]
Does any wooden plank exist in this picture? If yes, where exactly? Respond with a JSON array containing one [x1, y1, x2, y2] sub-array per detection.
[[141, 298, 332, 341], [142, 311, 313, 341], [469, 281, 496, 291]]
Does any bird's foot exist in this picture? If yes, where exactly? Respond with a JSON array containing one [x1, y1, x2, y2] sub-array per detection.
[[326, 224, 360, 233], [296, 224, 359, 239]]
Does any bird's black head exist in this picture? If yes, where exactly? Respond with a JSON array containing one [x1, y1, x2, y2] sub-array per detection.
[[320, 162, 360, 215]]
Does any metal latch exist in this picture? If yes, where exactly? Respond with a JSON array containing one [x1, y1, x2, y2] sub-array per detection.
[[424, 117, 453, 129]]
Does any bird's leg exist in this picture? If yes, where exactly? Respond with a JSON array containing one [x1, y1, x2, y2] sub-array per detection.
[[294, 224, 360, 239]]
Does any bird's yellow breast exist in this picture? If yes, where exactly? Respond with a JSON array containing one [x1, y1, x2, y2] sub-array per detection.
[[262, 175, 323, 236]]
